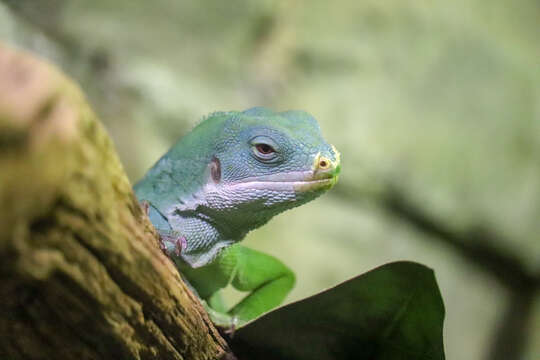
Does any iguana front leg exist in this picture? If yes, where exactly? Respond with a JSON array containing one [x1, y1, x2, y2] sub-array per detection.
[[222, 245, 295, 322], [180, 244, 295, 326]]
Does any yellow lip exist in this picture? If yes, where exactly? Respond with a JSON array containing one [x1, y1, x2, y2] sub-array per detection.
[[292, 176, 338, 193]]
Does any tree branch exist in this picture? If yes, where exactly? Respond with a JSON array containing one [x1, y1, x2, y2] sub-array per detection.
[[0, 43, 231, 360]]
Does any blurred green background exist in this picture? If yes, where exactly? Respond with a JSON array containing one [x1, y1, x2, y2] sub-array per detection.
[[1, 1, 538, 359]]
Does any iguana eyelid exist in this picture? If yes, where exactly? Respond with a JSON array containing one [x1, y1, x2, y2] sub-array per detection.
[[249, 135, 280, 162], [249, 135, 279, 149]]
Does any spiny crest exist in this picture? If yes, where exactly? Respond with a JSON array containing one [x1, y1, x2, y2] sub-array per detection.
[[190, 111, 234, 132]]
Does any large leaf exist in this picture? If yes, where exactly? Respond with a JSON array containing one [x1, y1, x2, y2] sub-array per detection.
[[230, 261, 445, 360]]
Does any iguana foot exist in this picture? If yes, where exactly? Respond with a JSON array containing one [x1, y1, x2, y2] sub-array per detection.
[[159, 233, 187, 256], [202, 302, 244, 337], [139, 201, 185, 255]]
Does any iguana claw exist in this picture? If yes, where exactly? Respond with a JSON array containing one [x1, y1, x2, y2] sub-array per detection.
[[174, 236, 187, 256], [223, 316, 239, 338], [141, 200, 150, 216]]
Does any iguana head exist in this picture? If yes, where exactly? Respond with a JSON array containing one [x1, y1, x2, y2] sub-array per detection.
[[135, 107, 340, 266], [198, 107, 340, 235]]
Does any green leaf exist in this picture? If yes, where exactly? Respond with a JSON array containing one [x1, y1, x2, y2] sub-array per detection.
[[230, 261, 445, 360]]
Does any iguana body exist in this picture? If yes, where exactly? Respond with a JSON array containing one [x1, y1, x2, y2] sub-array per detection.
[[135, 107, 340, 325]]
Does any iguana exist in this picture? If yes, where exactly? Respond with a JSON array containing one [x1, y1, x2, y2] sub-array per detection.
[[134, 107, 340, 326]]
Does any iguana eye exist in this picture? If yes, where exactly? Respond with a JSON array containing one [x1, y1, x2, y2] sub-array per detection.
[[250, 135, 280, 163], [255, 143, 275, 155]]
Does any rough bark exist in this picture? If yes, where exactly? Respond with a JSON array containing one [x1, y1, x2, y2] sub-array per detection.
[[0, 44, 231, 360]]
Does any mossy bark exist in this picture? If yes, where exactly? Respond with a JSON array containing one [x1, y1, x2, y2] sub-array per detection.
[[0, 44, 231, 360]]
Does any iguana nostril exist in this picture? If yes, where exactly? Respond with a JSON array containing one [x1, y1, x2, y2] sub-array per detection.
[[319, 158, 330, 169]]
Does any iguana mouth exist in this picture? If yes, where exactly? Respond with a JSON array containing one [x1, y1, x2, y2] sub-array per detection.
[[229, 170, 339, 193], [291, 177, 338, 192]]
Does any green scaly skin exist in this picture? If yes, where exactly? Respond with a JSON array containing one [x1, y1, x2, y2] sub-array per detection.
[[135, 107, 340, 326]]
